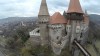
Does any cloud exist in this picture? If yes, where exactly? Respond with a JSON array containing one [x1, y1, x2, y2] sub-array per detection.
[[80, 0, 100, 14], [0, 0, 41, 19], [0, 0, 99, 19]]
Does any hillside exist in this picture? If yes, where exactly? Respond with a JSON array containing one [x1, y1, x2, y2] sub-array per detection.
[[0, 17, 37, 25], [0, 14, 100, 25], [0, 14, 99, 56], [89, 14, 100, 25]]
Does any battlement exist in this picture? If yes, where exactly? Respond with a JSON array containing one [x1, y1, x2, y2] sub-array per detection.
[[29, 28, 40, 37], [49, 24, 65, 29]]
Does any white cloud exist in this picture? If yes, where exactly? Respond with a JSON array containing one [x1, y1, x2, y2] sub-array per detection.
[[0, 0, 41, 19], [0, 0, 100, 19]]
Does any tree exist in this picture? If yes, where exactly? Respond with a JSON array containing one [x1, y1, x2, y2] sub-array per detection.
[[16, 27, 30, 43]]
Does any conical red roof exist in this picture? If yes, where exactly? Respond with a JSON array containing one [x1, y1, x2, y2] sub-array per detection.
[[67, 0, 83, 13], [50, 12, 67, 24]]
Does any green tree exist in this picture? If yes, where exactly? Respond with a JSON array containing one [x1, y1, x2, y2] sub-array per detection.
[[16, 28, 30, 43]]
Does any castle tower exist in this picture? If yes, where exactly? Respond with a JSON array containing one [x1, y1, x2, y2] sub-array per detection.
[[66, 0, 84, 44], [66, 0, 84, 20], [38, 0, 50, 46], [65, 0, 85, 56], [81, 10, 89, 45], [83, 10, 89, 26], [49, 12, 67, 55]]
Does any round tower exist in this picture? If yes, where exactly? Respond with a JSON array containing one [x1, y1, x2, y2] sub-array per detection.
[[38, 0, 50, 46], [49, 12, 68, 55], [66, 0, 84, 20], [65, 0, 86, 56]]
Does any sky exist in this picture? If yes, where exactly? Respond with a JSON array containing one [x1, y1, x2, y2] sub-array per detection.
[[0, 0, 100, 19]]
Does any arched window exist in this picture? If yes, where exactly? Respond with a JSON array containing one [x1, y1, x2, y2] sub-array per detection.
[[57, 36, 59, 40], [80, 32, 82, 38]]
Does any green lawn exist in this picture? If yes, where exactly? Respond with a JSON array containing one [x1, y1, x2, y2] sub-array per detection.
[[86, 40, 100, 56], [86, 44, 97, 56], [95, 40, 100, 53]]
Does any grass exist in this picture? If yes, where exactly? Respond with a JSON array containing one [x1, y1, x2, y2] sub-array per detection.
[[95, 40, 100, 53], [86, 44, 97, 56], [84, 40, 100, 56]]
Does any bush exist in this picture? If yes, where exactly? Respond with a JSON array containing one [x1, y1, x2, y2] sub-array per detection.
[[16, 28, 30, 43], [21, 43, 53, 56], [21, 47, 32, 56]]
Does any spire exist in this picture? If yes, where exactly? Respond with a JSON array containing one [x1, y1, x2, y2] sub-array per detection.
[[67, 0, 83, 14], [38, 0, 49, 16]]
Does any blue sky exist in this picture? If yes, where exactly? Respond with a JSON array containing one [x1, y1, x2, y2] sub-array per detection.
[[0, 0, 100, 19]]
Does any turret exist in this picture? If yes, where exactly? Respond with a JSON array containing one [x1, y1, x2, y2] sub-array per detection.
[[66, 0, 84, 20], [38, 0, 50, 46], [83, 10, 89, 26], [49, 12, 67, 55]]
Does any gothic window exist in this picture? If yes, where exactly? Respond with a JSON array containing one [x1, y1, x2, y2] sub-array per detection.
[[53, 30, 57, 34], [80, 33, 82, 38], [76, 26, 80, 33], [54, 29, 58, 33], [37, 30, 40, 33], [57, 41, 62, 44], [57, 36, 59, 40], [76, 28, 79, 32], [66, 25, 71, 32]]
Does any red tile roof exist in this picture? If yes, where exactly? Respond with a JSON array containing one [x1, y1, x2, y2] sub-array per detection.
[[50, 12, 67, 24], [67, 0, 83, 13]]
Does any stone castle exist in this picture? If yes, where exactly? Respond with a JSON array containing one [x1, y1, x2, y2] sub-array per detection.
[[30, 0, 89, 56]]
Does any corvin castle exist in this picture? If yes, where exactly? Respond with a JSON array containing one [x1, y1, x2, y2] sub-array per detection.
[[30, 0, 90, 56]]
